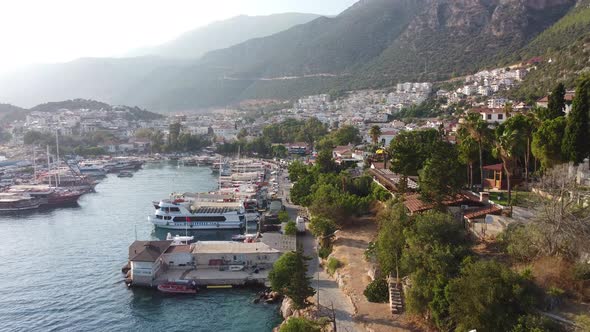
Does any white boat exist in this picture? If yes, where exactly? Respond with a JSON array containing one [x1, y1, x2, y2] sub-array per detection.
[[77, 162, 107, 177], [149, 200, 245, 230], [0, 193, 42, 212], [166, 232, 194, 245]]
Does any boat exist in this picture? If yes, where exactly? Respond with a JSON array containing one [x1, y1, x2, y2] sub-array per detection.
[[117, 171, 133, 178], [166, 232, 194, 245], [8, 185, 84, 207], [157, 282, 197, 294], [77, 162, 107, 178], [149, 200, 245, 230], [0, 193, 42, 212]]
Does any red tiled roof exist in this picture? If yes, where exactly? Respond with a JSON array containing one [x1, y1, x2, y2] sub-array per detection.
[[372, 162, 385, 170], [403, 191, 482, 214], [463, 205, 503, 220], [483, 164, 503, 171]]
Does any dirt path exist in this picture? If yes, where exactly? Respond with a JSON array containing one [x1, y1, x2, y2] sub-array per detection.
[[330, 217, 419, 332]]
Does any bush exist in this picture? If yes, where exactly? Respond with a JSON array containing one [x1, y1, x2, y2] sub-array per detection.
[[327, 257, 342, 275], [278, 210, 290, 224], [284, 221, 297, 236], [318, 245, 332, 259], [279, 317, 322, 332], [501, 224, 539, 262], [364, 278, 389, 303], [573, 263, 590, 281]]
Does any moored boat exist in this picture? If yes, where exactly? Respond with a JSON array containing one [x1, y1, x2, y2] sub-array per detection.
[[157, 282, 197, 294], [149, 199, 245, 230], [0, 193, 42, 212]]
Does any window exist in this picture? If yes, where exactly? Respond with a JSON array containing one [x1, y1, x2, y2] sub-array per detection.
[[170, 207, 180, 212], [487, 114, 492, 120], [498, 114, 503, 120]]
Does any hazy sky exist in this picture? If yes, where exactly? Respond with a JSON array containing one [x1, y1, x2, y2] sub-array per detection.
[[0, 0, 358, 73]]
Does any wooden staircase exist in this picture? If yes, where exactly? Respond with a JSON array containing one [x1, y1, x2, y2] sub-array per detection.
[[387, 274, 404, 315]]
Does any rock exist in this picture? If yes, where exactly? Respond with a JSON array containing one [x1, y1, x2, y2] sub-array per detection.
[[280, 297, 295, 319]]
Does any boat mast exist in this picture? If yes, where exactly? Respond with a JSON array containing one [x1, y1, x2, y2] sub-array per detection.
[[46, 145, 51, 187], [55, 130, 60, 186], [32, 147, 37, 184]]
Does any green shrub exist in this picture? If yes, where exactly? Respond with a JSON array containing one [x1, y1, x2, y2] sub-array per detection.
[[573, 263, 590, 281], [318, 245, 332, 259], [364, 278, 389, 303], [284, 221, 297, 236], [327, 257, 342, 275], [279, 317, 322, 332]]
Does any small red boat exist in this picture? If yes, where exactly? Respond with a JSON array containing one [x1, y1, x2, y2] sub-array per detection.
[[157, 282, 197, 294]]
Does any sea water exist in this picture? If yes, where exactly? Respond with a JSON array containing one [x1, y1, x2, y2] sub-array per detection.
[[0, 162, 281, 332]]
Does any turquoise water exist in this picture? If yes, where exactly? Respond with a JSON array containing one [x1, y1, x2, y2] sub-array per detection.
[[0, 163, 281, 332]]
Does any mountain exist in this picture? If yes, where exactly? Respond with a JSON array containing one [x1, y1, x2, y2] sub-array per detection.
[[138, 0, 577, 109], [128, 13, 322, 59], [0, 98, 164, 123], [0, 57, 184, 108], [511, 0, 590, 99], [0, 0, 581, 111]]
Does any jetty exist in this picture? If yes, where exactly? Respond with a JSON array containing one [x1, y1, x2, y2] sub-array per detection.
[[126, 235, 295, 288]]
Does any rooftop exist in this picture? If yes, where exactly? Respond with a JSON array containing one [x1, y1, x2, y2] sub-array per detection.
[[191, 241, 280, 255], [129, 240, 172, 262]]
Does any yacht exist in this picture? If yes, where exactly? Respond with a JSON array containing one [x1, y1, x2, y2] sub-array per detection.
[[0, 193, 42, 212], [149, 200, 245, 230], [8, 185, 83, 207], [77, 162, 107, 178]]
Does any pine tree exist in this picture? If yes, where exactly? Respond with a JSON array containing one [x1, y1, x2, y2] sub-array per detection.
[[562, 76, 590, 165], [546, 83, 566, 119]]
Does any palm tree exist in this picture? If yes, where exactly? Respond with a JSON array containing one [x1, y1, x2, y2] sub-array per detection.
[[493, 127, 520, 207], [369, 125, 382, 145], [461, 113, 491, 192], [457, 130, 479, 190]]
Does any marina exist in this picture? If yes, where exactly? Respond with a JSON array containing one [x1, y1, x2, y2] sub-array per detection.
[[0, 162, 282, 332]]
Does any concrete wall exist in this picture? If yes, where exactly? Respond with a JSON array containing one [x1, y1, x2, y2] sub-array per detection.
[[131, 261, 157, 286], [162, 253, 194, 269], [195, 252, 280, 268]]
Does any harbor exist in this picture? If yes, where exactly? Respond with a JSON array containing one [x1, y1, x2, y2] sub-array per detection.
[[125, 156, 297, 291], [0, 162, 283, 332]]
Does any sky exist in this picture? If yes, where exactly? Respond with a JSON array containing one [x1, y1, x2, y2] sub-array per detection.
[[0, 0, 358, 74]]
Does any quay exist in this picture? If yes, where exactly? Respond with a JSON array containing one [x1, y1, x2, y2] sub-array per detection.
[[126, 233, 296, 288]]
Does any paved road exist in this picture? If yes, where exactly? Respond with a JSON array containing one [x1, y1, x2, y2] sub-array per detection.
[[277, 164, 361, 332]]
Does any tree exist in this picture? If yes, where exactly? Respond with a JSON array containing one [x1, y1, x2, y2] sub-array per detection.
[[457, 131, 479, 189], [389, 129, 440, 176], [402, 211, 469, 326], [168, 122, 182, 150], [504, 114, 537, 186], [460, 113, 491, 191], [529, 164, 590, 258], [376, 203, 409, 276], [331, 125, 361, 146], [314, 150, 337, 174], [493, 125, 520, 206], [546, 82, 566, 120], [308, 217, 338, 238], [532, 117, 566, 170], [279, 317, 322, 332], [284, 221, 297, 236], [268, 249, 315, 309], [562, 76, 590, 165], [271, 144, 288, 158], [369, 125, 382, 145], [446, 260, 535, 332], [419, 141, 465, 206]]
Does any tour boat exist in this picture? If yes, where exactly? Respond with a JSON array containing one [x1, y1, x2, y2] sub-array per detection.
[[149, 200, 245, 230], [0, 193, 42, 212], [157, 282, 197, 294]]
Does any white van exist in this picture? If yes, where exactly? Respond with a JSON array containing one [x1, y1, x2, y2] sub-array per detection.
[[229, 265, 244, 271]]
